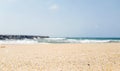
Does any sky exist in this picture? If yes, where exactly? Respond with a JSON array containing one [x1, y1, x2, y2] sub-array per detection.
[[0, 0, 120, 37]]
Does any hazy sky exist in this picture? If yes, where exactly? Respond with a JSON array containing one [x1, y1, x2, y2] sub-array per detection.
[[0, 0, 120, 37]]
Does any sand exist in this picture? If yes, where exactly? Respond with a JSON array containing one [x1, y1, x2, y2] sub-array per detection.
[[0, 43, 120, 71]]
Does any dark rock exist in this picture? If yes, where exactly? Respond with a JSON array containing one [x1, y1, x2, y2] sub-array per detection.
[[0, 34, 49, 40]]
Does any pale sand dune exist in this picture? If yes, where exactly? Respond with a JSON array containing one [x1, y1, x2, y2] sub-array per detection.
[[0, 43, 120, 71]]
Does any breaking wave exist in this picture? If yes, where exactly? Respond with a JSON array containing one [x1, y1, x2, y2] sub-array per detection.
[[0, 37, 120, 44]]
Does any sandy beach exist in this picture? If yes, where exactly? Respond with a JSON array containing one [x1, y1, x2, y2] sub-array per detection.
[[0, 43, 120, 71]]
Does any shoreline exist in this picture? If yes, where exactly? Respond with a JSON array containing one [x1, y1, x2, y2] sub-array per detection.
[[0, 42, 120, 45]]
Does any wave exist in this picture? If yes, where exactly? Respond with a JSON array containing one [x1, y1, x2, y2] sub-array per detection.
[[0, 38, 120, 44], [0, 39, 37, 44], [37, 38, 120, 43]]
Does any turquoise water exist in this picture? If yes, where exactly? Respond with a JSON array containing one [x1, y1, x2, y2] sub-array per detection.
[[0, 37, 120, 44], [37, 37, 120, 43]]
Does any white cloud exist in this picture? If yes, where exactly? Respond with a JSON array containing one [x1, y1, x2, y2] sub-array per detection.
[[49, 4, 59, 11]]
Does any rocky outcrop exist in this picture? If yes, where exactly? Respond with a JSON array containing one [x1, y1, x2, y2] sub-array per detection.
[[0, 35, 49, 40]]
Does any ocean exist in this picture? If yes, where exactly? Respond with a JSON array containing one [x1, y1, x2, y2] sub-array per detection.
[[0, 36, 120, 44]]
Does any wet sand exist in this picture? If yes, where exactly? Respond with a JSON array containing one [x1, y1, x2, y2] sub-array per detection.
[[0, 43, 120, 71]]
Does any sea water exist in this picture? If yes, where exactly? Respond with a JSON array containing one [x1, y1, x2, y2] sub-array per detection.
[[0, 37, 120, 44]]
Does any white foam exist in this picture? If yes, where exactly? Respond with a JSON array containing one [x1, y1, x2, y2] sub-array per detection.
[[0, 38, 120, 44], [0, 39, 37, 44]]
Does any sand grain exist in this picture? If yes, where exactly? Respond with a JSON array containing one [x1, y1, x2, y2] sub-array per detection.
[[0, 43, 120, 71]]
